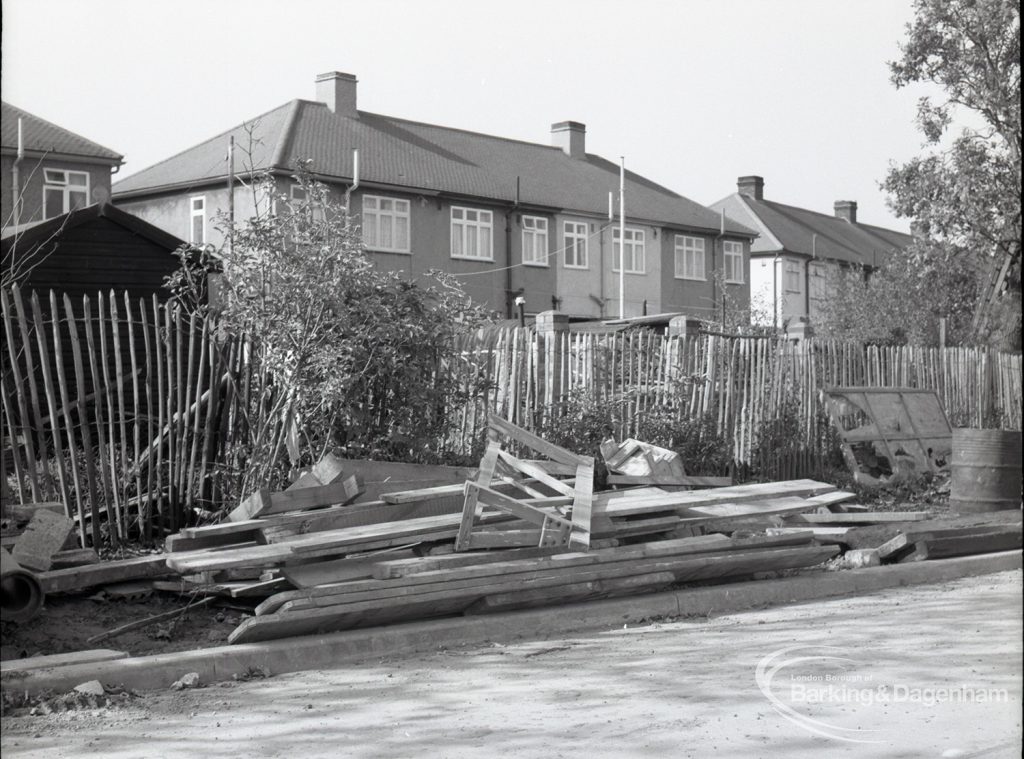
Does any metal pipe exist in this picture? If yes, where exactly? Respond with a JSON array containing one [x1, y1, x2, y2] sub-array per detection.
[[619, 157, 625, 319], [12, 117, 24, 226], [1, 546, 44, 623]]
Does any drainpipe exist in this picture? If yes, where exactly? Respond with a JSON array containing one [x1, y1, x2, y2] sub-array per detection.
[[12, 118, 24, 226], [504, 177, 520, 318], [343, 148, 360, 212]]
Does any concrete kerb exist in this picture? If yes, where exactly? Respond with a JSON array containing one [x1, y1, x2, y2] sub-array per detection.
[[3, 550, 1020, 697]]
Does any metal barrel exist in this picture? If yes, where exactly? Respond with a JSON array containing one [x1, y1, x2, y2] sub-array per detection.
[[950, 429, 1023, 513], [1, 546, 46, 623]]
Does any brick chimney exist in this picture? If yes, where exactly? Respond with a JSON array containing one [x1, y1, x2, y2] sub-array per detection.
[[316, 71, 358, 116], [551, 121, 586, 159], [737, 175, 764, 200], [834, 200, 858, 224]]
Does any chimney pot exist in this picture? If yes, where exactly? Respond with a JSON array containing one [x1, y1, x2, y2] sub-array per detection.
[[737, 175, 764, 200], [316, 71, 358, 115], [551, 121, 586, 159], [834, 200, 858, 224]]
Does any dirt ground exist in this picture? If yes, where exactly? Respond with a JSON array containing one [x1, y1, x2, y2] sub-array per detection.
[[1, 591, 244, 662], [2, 569, 1019, 759]]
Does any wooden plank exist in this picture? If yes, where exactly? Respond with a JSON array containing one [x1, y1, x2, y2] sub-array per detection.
[[281, 550, 417, 588], [766, 526, 851, 544], [167, 529, 460, 574], [487, 413, 588, 466], [288, 513, 509, 555], [12, 509, 76, 572], [467, 571, 677, 614], [231, 546, 838, 643], [455, 442, 501, 551], [789, 511, 932, 525], [495, 451, 576, 497], [590, 515, 680, 539], [877, 524, 1021, 561], [569, 457, 595, 549], [466, 530, 543, 549], [467, 482, 573, 531], [372, 546, 567, 580], [3, 502, 65, 522], [380, 484, 465, 504], [36, 554, 176, 593], [257, 496, 466, 543], [908, 530, 1023, 561], [595, 480, 837, 518], [228, 478, 364, 522], [606, 474, 732, 488], [285, 452, 348, 491], [49, 548, 100, 569], [227, 488, 272, 523], [259, 536, 829, 614]]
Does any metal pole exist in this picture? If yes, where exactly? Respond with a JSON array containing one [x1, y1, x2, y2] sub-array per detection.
[[227, 136, 234, 255], [619, 156, 625, 320]]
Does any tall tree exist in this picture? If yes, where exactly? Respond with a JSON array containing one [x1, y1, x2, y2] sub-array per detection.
[[883, 0, 1021, 348]]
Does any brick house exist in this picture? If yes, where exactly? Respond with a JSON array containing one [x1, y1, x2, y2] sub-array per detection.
[[710, 176, 913, 328], [1, 101, 124, 229], [112, 72, 756, 319]]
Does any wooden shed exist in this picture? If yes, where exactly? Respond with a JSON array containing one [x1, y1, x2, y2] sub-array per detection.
[[1, 202, 185, 301]]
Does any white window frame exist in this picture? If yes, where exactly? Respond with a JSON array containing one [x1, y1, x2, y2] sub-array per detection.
[[190, 196, 206, 245], [43, 169, 90, 219], [784, 260, 803, 293], [674, 235, 706, 280], [723, 240, 744, 284], [612, 227, 645, 274], [563, 221, 589, 269], [450, 206, 494, 261], [521, 215, 549, 266], [362, 194, 412, 254]]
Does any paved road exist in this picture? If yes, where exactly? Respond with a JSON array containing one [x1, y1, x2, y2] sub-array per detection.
[[3, 570, 1021, 759]]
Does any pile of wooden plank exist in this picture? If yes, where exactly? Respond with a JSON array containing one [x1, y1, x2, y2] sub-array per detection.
[[23, 415, 1018, 649], [227, 533, 840, 644]]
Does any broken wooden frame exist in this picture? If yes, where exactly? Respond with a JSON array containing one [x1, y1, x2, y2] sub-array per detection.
[[455, 415, 595, 551], [821, 387, 952, 487]]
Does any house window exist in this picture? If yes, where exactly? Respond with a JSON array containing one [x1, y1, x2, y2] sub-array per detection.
[[612, 227, 645, 274], [363, 195, 411, 253], [290, 184, 307, 203], [451, 207, 493, 261], [563, 221, 588, 269], [190, 196, 206, 245], [521, 216, 549, 266], [43, 169, 89, 219], [784, 260, 803, 293], [674, 235, 705, 280], [809, 261, 830, 300], [724, 241, 744, 283]]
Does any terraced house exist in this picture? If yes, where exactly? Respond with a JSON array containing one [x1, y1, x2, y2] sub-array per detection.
[[113, 72, 756, 320], [710, 176, 913, 329]]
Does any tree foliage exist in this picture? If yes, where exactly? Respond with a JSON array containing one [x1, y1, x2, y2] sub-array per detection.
[[884, 0, 1021, 348], [816, 245, 980, 345], [169, 167, 489, 494]]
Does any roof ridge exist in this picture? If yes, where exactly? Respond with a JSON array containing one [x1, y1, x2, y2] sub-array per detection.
[[1, 100, 123, 160], [115, 99, 298, 186], [298, 101, 568, 153], [759, 196, 908, 238]]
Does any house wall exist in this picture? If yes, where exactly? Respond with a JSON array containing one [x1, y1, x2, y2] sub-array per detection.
[[750, 253, 812, 327], [1, 155, 114, 227], [553, 214, 607, 318], [660, 233, 751, 322], [119, 179, 515, 315]]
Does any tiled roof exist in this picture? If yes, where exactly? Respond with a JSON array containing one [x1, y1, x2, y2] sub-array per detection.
[[114, 100, 756, 237], [1, 101, 123, 162], [711, 193, 912, 267]]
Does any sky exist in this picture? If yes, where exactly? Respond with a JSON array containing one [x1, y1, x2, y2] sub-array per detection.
[[1, 0, 956, 232]]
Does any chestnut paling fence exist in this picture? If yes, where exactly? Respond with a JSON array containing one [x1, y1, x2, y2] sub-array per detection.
[[2, 285, 1021, 546]]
